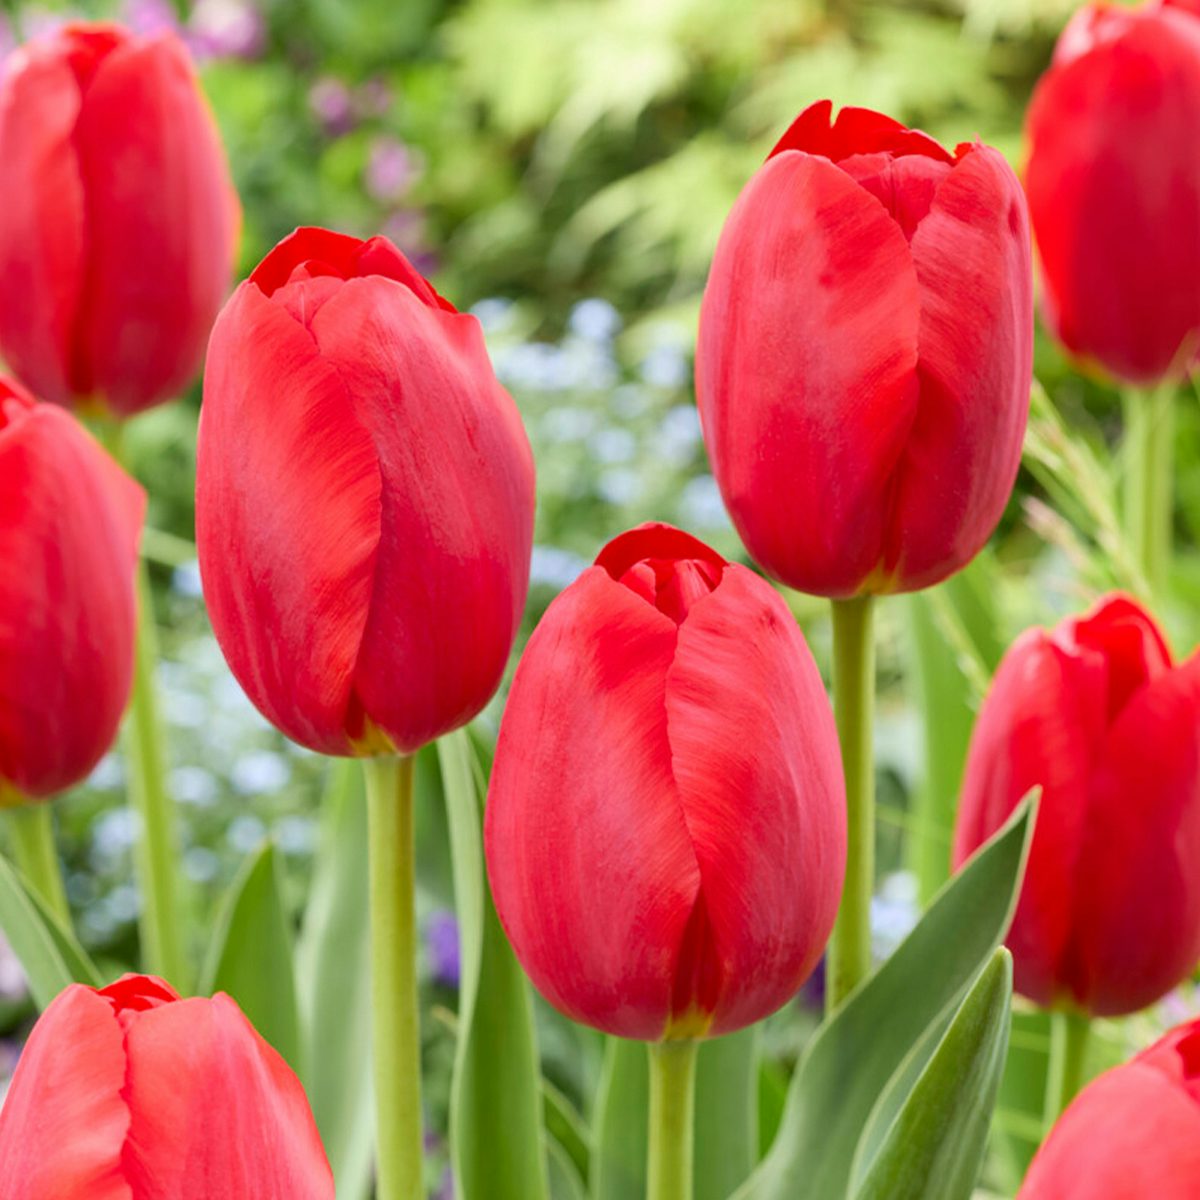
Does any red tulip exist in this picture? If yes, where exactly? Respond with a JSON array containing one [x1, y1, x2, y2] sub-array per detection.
[[0, 377, 144, 800], [1019, 1016, 1200, 1199], [0, 974, 333, 1199], [196, 227, 535, 757], [952, 593, 1200, 1016], [485, 523, 846, 1041], [1025, 1, 1200, 384], [0, 21, 240, 416], [696, 100, 1032, 599]]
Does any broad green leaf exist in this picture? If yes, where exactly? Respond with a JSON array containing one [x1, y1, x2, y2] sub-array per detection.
[[295, 760, 374, 1200], [440, 729, 550, 1200], [732, 794, 1035, 1200], [199, 841, 300, 1070], [0, 853, 101, 1007], [544, 1078, 592, 1188], [592, 1028, 759, 1200], [548, 1138, 589, 1200], [850, 949, 1013, 1200]]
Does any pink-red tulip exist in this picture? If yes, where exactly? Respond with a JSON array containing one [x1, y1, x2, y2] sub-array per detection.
[[1025, 0, 1200, 384], [196, 227, 535, 757], [696, 100, 1032, 599], [1019, 1016, 1200, 1198], [485, 523, 846, 1041], [0, 975, 333, 1199], [0, 22, 240, 416], [0, 377, 143, 800], [952, 594, 1200, 1016]]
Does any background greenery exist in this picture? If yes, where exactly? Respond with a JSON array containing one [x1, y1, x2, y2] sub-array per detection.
[[1, 0, 1198, 1196]]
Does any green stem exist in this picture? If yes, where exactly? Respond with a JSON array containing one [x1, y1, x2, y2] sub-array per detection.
[[4, 801, 71, 928], [647, 1040, 699, 1200], [826, 595, 876, 1013], [1122, 386, 1175, 597], [127, 554, 189, 985], [364, 754, 423, 1200], [1043, 1010, 1091, 1132]]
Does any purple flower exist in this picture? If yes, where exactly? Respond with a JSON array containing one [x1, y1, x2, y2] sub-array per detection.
[[188, 0, 265, 62], [365, 136, 420, 204], [380, 209, 437, 277], [425, 909, 460, 989], [121, 0, 178, 36], [309, 77, 355, 138]]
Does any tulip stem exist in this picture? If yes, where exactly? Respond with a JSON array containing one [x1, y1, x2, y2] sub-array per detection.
[[1122, 386, 1175, 598], [647, 1039, 699, 1200], [1043, 1009, 1091, 1131], [827, 595, 876, 1013], [364, 753, 423, 1200], [4, 801, 71, 929], [127, 553, 189, 987]]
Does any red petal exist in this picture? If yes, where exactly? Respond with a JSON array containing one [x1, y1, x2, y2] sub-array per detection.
[[307, 277, 534, 752], [665, 565, 845, 1033], [0, 404, 144, 796], [884, 145, 1032, 590], [770, 99, 952, 165], [71, 31, 239, 415], [485, 568, 699, 1039], [196, 282, 382, 755], [1065, 653, 1200, 1014], [0, 40, 86, 406], [595, 522, 726, 580], [249, 227, 367, 294], [696, 151, 921, 597], [0, 985, 131, 1200], [120, 994, 333, 1199]]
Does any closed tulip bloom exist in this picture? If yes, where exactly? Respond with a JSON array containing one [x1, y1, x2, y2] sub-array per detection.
[[1019, 1016, 1200, 1199], [952, 594, 1200, 1016], [0, 975, 333, 1199], [697, 100, 1032, 599], [0, 377, 144, 800], [196, 227, 535, 757], [0, 22, 239, 416], [1025, 0, 1200, 384], [485, 523, 846, 1041]]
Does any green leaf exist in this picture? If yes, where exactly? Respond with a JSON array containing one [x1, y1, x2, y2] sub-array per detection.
[[850, 949, 1013, 1200], [732, 794, 1035, 1200], [439, 729, 550, 1200], [592, 1028, 759, 1200], [0, 852, 101, 1008], [543, 1078, 592, 1189], [199, 841, 300, 1070], [295, 760, 374, 1200]]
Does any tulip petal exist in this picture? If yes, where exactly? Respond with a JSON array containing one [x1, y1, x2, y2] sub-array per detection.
[[120, 993, 333, 1199], [696, 151, 921, 597], [665, 565, 846, 1033], [0, 405, 144, 796], [885, 145, 1032, 590], [0, 985, 131, 1200], [0, 44, 85, 406], [1065, 654, 1200, 1015], [308, 277, 535, 752], [196, 283, 382, 755], [485, 568, 700, 1040], [1019, 1063, 1200, 1199], [72, 32, 238, 413]]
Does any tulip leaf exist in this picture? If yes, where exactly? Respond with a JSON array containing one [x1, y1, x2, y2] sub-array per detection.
[[0, 852, 101, 1008], [849, 948, 1013, 1200], [732, 793, 1035, 1200], [548, 1138, 589, 1200], [199, 840, 300, 1071], [592, 1027, 759, 1200], [439, 728, 550, 1200], [295, 760, 374, 1200], [543, 1078, 592, 1188]]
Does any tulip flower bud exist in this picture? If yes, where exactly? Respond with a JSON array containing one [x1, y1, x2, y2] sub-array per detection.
[[0, 22, 240, 416], [0, 377, 144, 801], [196, 227, 536, 757], [952, 594, 1200, 1016], [1025, 0, 1200, 384], [485, 523, 846, 1041], [0, 974, 333, 1199], [696, 100, 1033, 599], [1019, 1016, 1200, 1198]]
